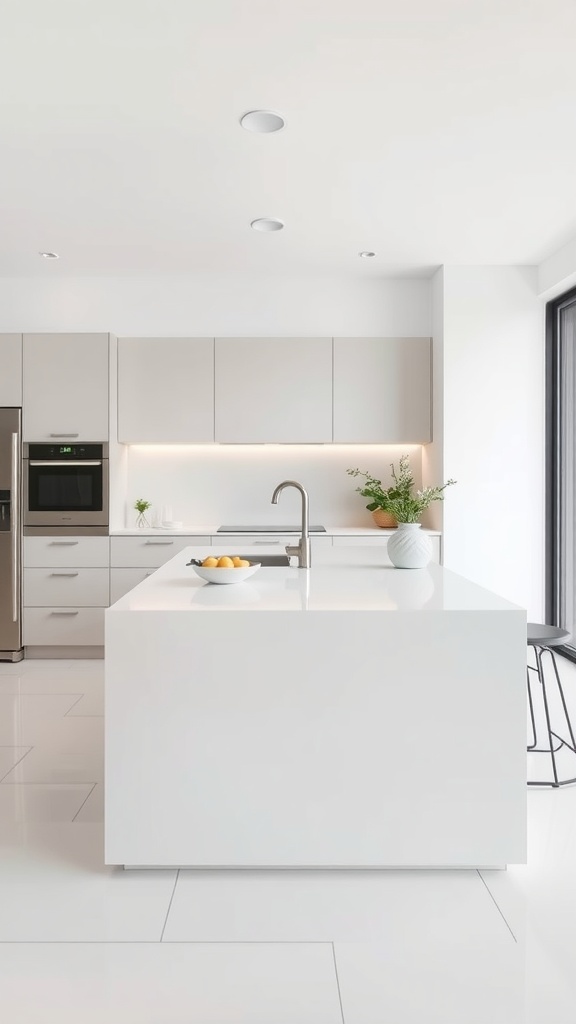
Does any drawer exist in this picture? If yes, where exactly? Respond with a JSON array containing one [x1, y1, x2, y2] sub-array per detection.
[[111, 536, 210, 567], [110, 567, 157, 604], [23, 607, 105, 646], [332, 534, 441, 562], [24, 568, 110, 607], [24, 535, 110, 568], [214, 535, 333, 550]]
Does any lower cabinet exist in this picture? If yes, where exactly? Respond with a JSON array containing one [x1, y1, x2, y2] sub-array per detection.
[[215, 535, 334, 552], [109, 536, 212, 604], [23, 536, 110, 648], [110, 567, 157, 604], [332, 533, 441, 564]]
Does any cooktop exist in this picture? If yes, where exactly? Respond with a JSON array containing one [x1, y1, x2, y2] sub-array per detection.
[[217, 525, 327, 533]]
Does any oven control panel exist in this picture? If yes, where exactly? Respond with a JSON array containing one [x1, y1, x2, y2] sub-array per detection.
[[26, 444, 106, 460]]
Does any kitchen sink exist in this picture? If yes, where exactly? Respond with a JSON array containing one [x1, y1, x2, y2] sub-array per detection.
[[238, 553, 291, 566]]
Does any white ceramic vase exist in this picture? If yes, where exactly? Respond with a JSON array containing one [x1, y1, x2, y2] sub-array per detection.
[[387, 522, 432, 569]]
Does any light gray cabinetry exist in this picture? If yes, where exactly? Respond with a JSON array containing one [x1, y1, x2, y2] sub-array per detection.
[[215, 337, 333, 443], [0, 334, 22, 405], [333, 337, 432, 442], [117, 337, 214, 443], [110, 535, 211, 602], [23, 333, 109, 441]]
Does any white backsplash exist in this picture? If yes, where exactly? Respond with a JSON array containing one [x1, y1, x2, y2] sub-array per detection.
[[122, 444, 424, 529]]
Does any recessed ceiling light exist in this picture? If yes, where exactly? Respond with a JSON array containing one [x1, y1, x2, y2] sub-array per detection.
[[240, 110, 285, 133], [39, 251, 59, 259], [358, 251, 376, 258], [250, 218, 284, 232]]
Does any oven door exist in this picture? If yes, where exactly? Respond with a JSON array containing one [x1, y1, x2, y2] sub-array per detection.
[[24, 459, 109, 527]]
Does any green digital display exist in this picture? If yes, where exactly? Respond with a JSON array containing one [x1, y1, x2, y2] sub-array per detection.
[[59, 446, 72, 454]]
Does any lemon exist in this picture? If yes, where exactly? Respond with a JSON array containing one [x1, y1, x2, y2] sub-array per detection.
[[232, 556, 242, 567], [202, 556, 218, 568], [217, 556, 234, 568], [237, 559, 250, 568]]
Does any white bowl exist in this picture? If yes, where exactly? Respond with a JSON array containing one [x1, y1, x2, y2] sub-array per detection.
[[190, 562, 261, 585]]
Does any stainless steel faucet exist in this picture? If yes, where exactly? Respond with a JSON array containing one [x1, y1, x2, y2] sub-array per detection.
[[271, 480, 311, 568]]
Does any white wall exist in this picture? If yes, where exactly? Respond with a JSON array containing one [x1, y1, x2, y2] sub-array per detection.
[[538, 235, 576, 299], [123, 444, 424, 530], [0, 274, 431, 336], [421, 266, 444, 531], [441, 266, 544, 618]]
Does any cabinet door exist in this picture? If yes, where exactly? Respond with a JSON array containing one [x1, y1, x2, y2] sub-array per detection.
[[333, 338, 431, 443], [110, 568, 157, 604], [215, 338, 332, 442], [0, 334, 22, 405], [118, 337, 214, 442], [23, 334, 109, 441]]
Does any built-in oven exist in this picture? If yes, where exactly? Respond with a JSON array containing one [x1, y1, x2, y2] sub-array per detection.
[[23, 443, 109, 529]]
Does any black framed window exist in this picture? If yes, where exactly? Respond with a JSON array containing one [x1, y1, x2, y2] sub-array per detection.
[[546, 285, 576, 660]]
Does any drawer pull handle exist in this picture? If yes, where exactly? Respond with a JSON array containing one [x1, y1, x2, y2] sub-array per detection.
[[253, 540, 280, 545], [49, 610, 79, 616], [50, 572, 79, 577], [49, 541, 79, 546], [49, 433, 79, 438], [144, 540, 174, 545]]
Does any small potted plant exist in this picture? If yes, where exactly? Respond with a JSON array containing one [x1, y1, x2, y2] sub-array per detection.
[[134, 498, 152, 529], [348, 455, 456, 567], [347, 455, 415, 529]]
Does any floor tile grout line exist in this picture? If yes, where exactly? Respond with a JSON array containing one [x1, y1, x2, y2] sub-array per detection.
[[64, 694, 88, 716], [0, 746, 33, 783], [331, 942, 346, 1024], [71, 782, 98, 821], [476, 869, 518, 944], [0, 939, 333, 944], [160, 870, 180, 941]]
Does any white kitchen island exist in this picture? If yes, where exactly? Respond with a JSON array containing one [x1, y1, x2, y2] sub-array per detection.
[[105, 545, 527, 869]]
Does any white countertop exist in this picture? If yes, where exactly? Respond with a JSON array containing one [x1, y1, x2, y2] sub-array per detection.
[[108, 544, 521, 614], [110, 525, 441, 536]]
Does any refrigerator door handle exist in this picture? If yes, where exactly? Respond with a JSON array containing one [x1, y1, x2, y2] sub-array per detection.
[[11, 432, 19, 623]]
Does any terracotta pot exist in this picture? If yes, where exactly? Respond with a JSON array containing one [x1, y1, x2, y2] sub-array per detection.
[[371, 509, 397, 529]]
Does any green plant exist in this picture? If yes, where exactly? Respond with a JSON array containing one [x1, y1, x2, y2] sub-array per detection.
[[347, 455, 456, 524], [134, 498, 152, 514]]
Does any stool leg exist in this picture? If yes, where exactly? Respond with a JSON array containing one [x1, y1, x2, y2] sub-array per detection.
[[527, 665, 538, 749], [536, 646, 560, 787], [547, 648, 576, 755]]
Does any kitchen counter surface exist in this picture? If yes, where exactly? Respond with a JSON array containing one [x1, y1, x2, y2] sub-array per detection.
[[108, 544, 519, 614]]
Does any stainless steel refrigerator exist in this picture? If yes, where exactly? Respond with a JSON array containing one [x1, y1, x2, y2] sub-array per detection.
[[0, 408, 22, 661]]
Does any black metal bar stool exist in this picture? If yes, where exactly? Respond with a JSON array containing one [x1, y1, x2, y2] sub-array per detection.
[[527, 623, 576, 787]]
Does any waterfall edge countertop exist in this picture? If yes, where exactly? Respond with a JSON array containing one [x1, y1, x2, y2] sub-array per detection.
[[105, 544, 527, 870], [107, 544, 522, 613]]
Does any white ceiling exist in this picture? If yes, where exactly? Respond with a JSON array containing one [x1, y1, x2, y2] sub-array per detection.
[[1, 0, 576, 277]]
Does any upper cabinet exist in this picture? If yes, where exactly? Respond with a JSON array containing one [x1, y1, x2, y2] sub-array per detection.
[[23, 334, 109, 441], [333, 337, 432, 443], [118, 337, 214, 443], [0, 334, 22, 406], [215, 338, 333, 443]]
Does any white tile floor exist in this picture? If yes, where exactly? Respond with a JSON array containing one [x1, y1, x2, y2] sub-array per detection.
[[1, 657, 576, 1022]]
